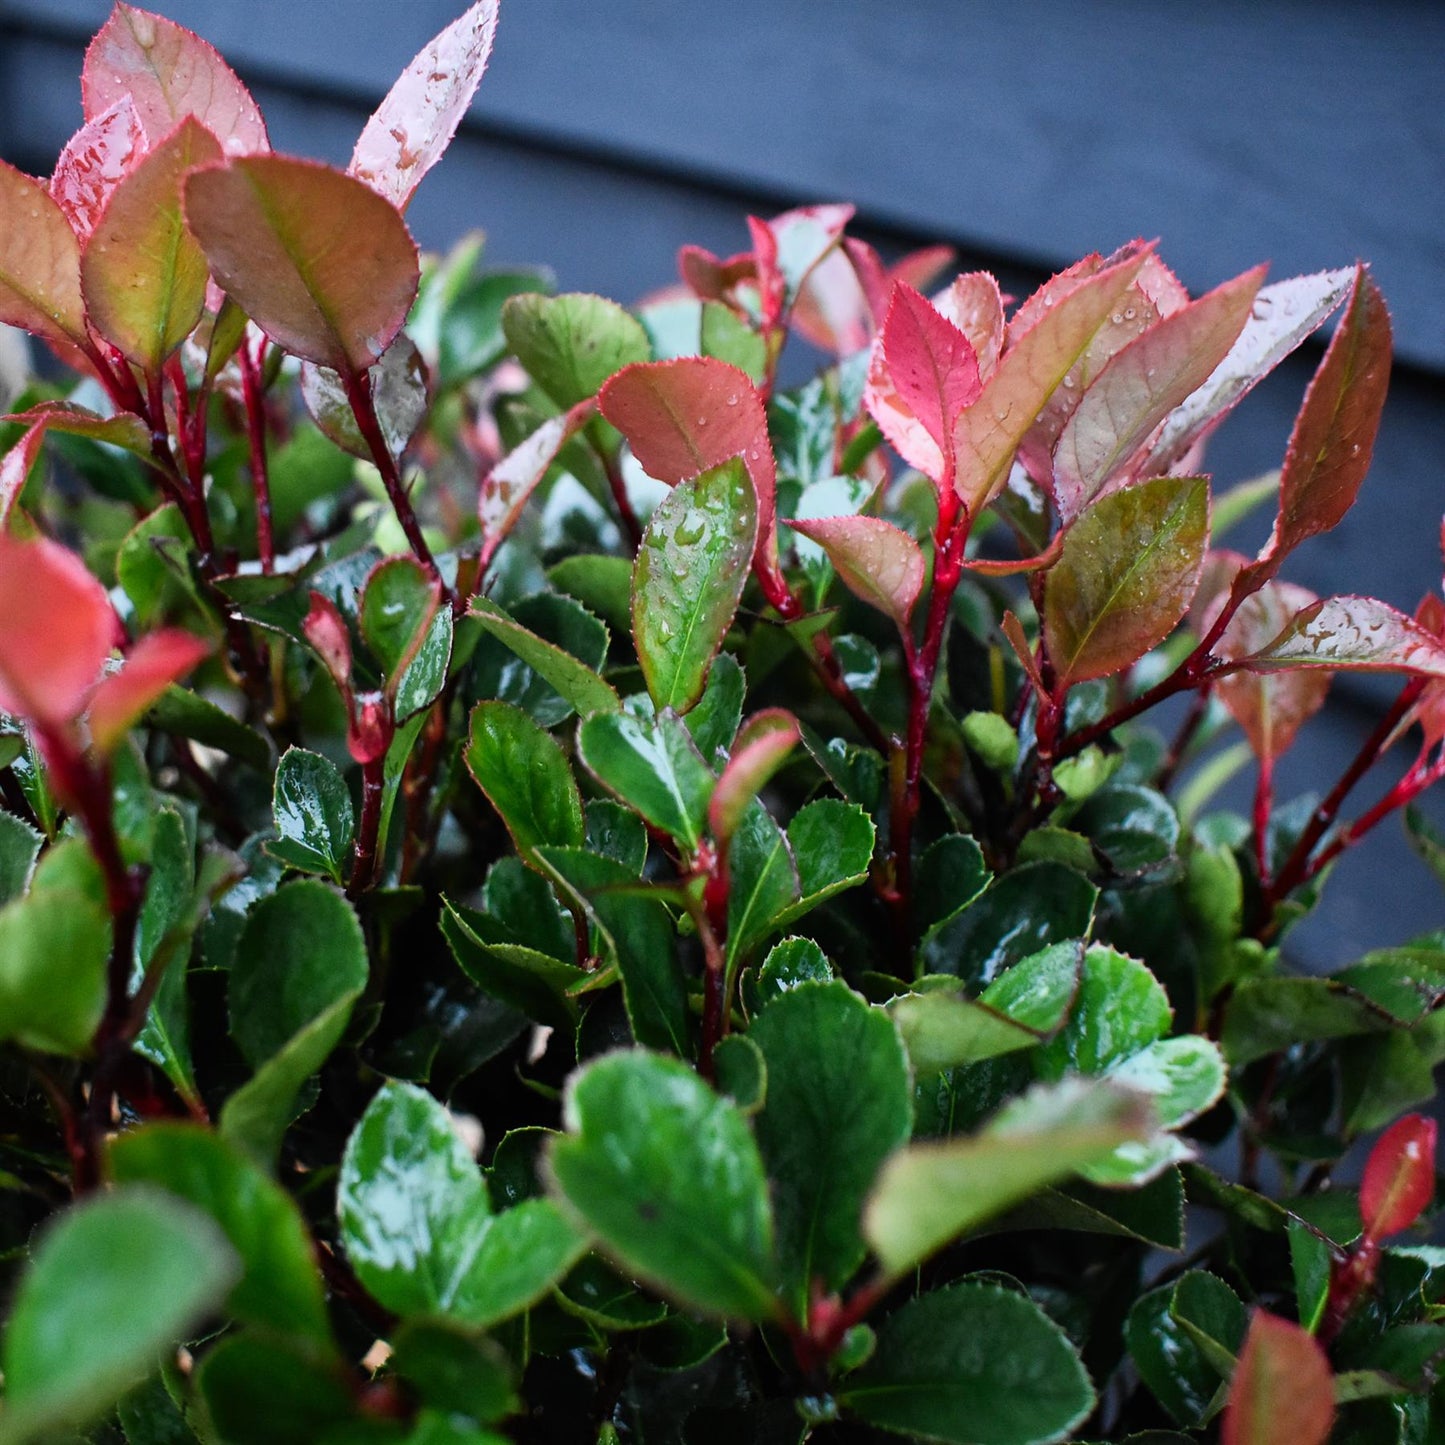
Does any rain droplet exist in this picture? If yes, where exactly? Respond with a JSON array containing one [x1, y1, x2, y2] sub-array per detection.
[[696, 415, 708, 427], [726, 393, 739, 407], [1110, 313, 1124, 325]]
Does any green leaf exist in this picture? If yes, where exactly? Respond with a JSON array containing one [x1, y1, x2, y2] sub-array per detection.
[[769, 797, 875, 932], [0, 810, 42, 905], [549, 1050, 779, 1321], [0, 1189, 239, 1445], [80, 117, 220, 371], [300, 334, 429, 463], [108, 1124, 331, 1345], [1127, 1283, 1228, 1428], [633, 458, 758, 714], [755, 936, 833, 1007], [578, 707, 713, 854], [145, 683, 271, 770], [195, 1332, 355, 1445], [435, 269, 550, 388], [535, 848, 690, 1054], [842, 1281, 1096, 1445], [465, 701, 584, 862], [683, 650, 746, 765], [390, 1319, 518, 1425], [712, 1034, 767, 1113], [470, 595, 619, 721], [1222, 976, 1397, 1067], [185, 155, 420, 372], [339, 1082, 586, 1327], [915, 833, 993, 936], [889, 990, 1047, 1076], [1036, 945, 1172, 1079], [547, 553, 634, 638], [501, 292, 650, 407], [440, 898, 583, 1032], [0, 886, 110, 1055], [1044, 476, 1209, 686], [1075, 783, 1180, 873], [268, 747, 355, 884], [864, 1077, 1153, 1278], [1289, 1219, 1332, 1333], [585, 798, 647, 874], [360, 555, 442, 698], [749, 982, 912, 1307], [725, 799, 799, 973], [221, 880, 368, 1161], [1171, 1270, 1247, 1377]]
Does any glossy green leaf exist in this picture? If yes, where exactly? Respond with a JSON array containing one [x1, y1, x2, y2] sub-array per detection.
[[547, 552, 634, 637], [585, 797, 648, 874], [726, 799, 798, 970], [633, 459, 757, 714], [268, 747, 355, 884], [0, 885, 110, 1055], [1036, 945, 1172, 1079], [465, 700, 584, 862], [501, 291, 650, 407], [1044, 475, 1209, 685], [1074, 783, 1181, 873], [0, 810, 41, 906], [221, 880, 367, 1161], [1172, 1270, 1247, 1377], [755, 936, 834, 1007], [108, 1123, 331, 1344], [360, 555, 441, 696], [750, 982, 912, 1306], [684, 650, 746, 764], [842, 1281, 1095, 1445], [1127, 1283, 1228, 1428], [889, 989, 1047, 1075], [915, 833, 993, 937], [864, 1077, 1153, 1278], [81, 117, 221, 371], [195, 1332, 355, 1445], [0, 1189, 239, 1444], [1289, 1219, 1332, 1334], [712, 1034, 767, 1113], [1221, 976, 1397, 1067], [390, 1318, 517, 1425], [470, 595, 619, 720], [549, 1050, 779, 1321], [185, 155, 420, 372], [578, 707, 714, 854], [146, 682, 271, 770], [769, 797, 875, 932]]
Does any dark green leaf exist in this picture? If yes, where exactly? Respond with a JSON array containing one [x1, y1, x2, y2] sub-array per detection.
[[359, 556, 442, 700], [549, 1050, 779, 1321], [195, 1332, 355, 1445], [755, 936, 833, 1007], [842, 1281, 1095, 1444], [555, 1256, 670, 1332], [547, 553, 634, 637], [465, 701, 584, 861], [1074, 784, 1180, 874], [145, 684, 271, 770], [713, 1034, 767, 1113], [726, 800, 798, 970], [684, 651, 746, 765], [1289, 1219, 1332, 1333], [633, 459, 757, 714], [0, 1189, 239, 1443], [1126, 1283, 1225, 1427], [585, 799, 648, 874], [390, 1319, 518, 1424], [750, 982, 912, 1307], [441, 898, 583, 1032], [268, 747, 355, 884], [915, 834, 991, 937], [0, 811, 42, 905], [768, 798, 875, 932], [470, 595, 618, 722]]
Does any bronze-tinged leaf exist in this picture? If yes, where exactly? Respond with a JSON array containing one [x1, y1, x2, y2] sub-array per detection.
[[786, 515, 926, 633], [350, 0, 499, 212], [82, 3, 269, 157], [708, 710, 801, 846], [0, 161, 88, 352], [1211, 578, 1330, 762], [936, 270, 1005, 380], [1, 403, 151, 523], [82, 118, 221, 371], [1044, 475, 1209, 686], [1221, 1310, 1334, 1445], [953, 251, 1147, 513], [50, 96, 146, 242], [184, 156, 420, 373], [1237, 595, 1445, 680], [1052, 266, 1265, 521]]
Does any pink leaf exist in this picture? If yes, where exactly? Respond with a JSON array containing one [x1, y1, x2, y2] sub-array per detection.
[[1245, 269, 1392, 589], [1238, 595, 1445, 680], [50, 96, 146, 242], [936, 271, 1005, 380], [185, 156, 419, 373], [0, 534, 119, 729], [786, 515, 925, 633], [792, 242, 954, 356], [87, 629, 210, 754], [302, 591, 353, 695], [1052, 265, 1265, 521], [82, 3, 268, 157], [349, 0, 499, 212], [1360, 1113, 1436, 1242], [954, 250, 1148, 512], [598, 358, 783, 596], [478, 400, 596, 573], [1143, 266, 1357, 476], [864, 283, 981, 486], [750, 204, 854, 329], [0, 161, 89, 354], [1221, 1310, 1335, 1445], [0, 421, 46, 527], [708, 709, 801, 846], [677, 245, 754, 304], [1410, 595, 1445, 748]]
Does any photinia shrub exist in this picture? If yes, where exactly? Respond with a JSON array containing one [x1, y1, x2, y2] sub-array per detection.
[[2, 6, 1445, 1443]]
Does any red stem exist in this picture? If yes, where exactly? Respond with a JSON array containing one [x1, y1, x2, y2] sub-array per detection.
[[347, 754, 387, 898], [238, 337, 276, 572], [598, 442, 642, 551], [1252, 753, 1276, 889]]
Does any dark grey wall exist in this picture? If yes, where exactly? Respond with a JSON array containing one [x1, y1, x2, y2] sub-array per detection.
[[1, 0, 1442, 964]]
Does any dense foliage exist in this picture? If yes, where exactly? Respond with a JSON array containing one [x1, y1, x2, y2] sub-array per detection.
[[2, 5, 1445, 1442]]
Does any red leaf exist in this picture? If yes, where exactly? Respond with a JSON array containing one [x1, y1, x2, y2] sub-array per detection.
[[599, 358, 782, 594], [302, 591, 353, 695], [0, 161, 89, 353], [0, 534, 119, 729], [82, 3, 269, 157], [677, 245, 754, 303], [185, 156, 419, 373], [708, 710, 801, 846], [82, 117, 222, 371], [786, 515, 925, 632], [1222, 1310, 1334, 1445], [350, 0, 499, 212], [1246, 269, 1392, 587], [50, 96, 146, 241], [1361, 1113, 1436, 1242], [954, 250, 1148, 512], [1237, 596, 1445, 680], [1144, 266, 1357, 477], [1052, 265, 1265, 521], [936, 271, 1005, 380], [88, 629, 211, 754], [864, 283, 981, 486], [0, 421, 46, 526], [749, 204, 853, 329], [478, 401, 596, 573], [1411, 595, 1445, 747], [1, 404, 152, 525]]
